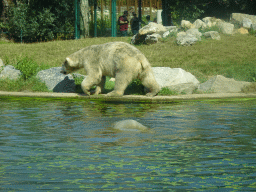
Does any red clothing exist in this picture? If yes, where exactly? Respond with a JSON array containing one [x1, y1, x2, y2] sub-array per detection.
[[119, 16, 128, 31]]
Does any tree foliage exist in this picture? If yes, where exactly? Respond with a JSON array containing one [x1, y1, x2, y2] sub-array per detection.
[[170, 0, 256, 23], [7, 0, 74, 42], [4, 0, 256, 42]]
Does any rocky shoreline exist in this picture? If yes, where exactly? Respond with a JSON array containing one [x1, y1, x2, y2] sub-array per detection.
[[131, 13, 256, 46], [1, 64, 255, 95]]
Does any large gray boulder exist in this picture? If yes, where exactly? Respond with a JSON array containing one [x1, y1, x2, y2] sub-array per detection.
[[193, 19, 207, 29], [165, 26, 178, 33], [203, 31, 221, 40], [0, 65, 21, 80], [202, 17, 218, 28], [139, 22, 167, 35], [198, 75, 251, 93], [243, 18, 252, 29], [36, 67, 76, 93], [231, 13, 256, 25], [181, 20, 195, 29], [153, 67, 199, 94], [176, 32, 198, 46], [217, 22, 234, 35], [176, 28, 202, 46], [186, 28, 202, 40], [251, 24, 256, 31], [131, 22, 169, 44], [145, 33, 161, 44], [162, 26, 178, 38]]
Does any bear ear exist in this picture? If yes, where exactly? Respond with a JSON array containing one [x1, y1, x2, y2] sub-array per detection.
[[66, 57, 75, 67]]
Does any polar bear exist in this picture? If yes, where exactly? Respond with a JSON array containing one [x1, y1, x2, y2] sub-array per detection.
[[60, 41, 160, 96]]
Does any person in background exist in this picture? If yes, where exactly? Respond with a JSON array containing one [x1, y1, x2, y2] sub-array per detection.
[[146, 15, 152, 24], [118, 11, 129, 36], [130, 12, 140, 35]]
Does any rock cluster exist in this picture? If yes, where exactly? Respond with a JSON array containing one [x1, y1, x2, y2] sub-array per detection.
[[0, 58, 254, 95], [131, 22, 178, 44], [131, 13, 256, 46]]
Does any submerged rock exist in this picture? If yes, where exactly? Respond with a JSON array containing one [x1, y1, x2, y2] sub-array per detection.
[[113, 119, 147, 132]]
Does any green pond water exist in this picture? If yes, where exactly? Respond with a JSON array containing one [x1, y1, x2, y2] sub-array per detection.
[[0, 97, 256, 191]]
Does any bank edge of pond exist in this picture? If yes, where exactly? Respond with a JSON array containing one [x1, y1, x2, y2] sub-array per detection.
[[0, 91, 256, 103]]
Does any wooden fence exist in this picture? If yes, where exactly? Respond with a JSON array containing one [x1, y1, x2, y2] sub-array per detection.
[[92, 0, 162, 22]]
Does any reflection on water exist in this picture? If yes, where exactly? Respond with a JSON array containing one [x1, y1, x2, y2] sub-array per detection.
[[0, 97, 256, 191]]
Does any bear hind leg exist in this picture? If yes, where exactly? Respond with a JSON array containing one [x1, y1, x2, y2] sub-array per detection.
[[140, 70, 160, 97], [94, 76, 106, 95], [106, 73, 132, 97]]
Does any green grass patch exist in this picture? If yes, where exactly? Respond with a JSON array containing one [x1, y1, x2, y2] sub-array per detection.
[[248, 28, 256, 36], [124, 79, 145, 95], [0, 55, 51, 92], [0, 76, 50, 92], [158, 87, 179, 96]]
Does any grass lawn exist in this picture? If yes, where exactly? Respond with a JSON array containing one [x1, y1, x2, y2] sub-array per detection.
[[0, 33, 255, 94]]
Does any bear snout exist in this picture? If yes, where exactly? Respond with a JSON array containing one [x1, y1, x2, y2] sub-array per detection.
[[60, 69, 67, 75], [60, 66, 67, 75]]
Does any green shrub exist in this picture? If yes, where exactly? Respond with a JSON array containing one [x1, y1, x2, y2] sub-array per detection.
[[72, 75, 85, 93], [15, 56, 39, 80], [248, 28, 256, 36], [89, 16, 112, 37], [105, 77, 115, 92], [170, 3, 205, 25], [158, 87, 178, 96], [125, 79, 145, 95]]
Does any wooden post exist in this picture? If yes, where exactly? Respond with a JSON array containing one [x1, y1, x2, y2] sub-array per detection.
[[142, 0, 144, 16], [101, 0, 103, 20], [111, 0, 117, 37], [135, 0, 137, 15], [91, 6, 94, 23], [127, 0, 129, 13], [118, 0, 120, 15], [110, 0, 112, 23], [150, 0, 152, 19]]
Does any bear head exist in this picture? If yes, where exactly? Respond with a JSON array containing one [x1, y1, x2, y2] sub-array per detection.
[[60, 57, 79, 75]]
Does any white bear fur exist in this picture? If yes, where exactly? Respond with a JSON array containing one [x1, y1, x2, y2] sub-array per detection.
[[61, 42, 160, 96]]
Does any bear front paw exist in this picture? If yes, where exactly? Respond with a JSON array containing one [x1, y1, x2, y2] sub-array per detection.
[[106, 91, 123, 97]]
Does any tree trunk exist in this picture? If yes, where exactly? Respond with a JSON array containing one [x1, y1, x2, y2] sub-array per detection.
[[80, 0, 90, 38]]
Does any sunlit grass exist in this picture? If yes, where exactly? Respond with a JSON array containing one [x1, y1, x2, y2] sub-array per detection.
[[0, 76, 50, 92]]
